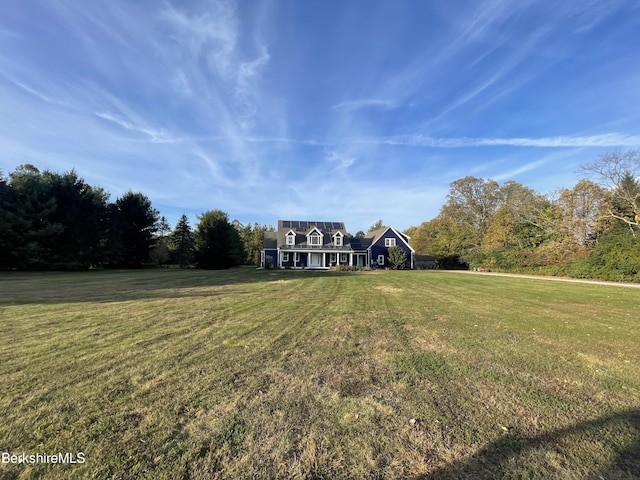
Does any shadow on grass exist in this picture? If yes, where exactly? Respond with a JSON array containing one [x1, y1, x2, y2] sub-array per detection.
[[419, 408, 640, 479], [0, 268, 364, 305]]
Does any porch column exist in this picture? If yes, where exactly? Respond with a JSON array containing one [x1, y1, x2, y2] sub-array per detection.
[[307, 252, 310, 269], [323, 252, 326, 267], [349, 253, 353, 266]]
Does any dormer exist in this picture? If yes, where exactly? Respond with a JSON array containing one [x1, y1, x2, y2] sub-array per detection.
[[285, 230, 296, 246], [306, 227, 323, 246], [332, 231, 344, 247]]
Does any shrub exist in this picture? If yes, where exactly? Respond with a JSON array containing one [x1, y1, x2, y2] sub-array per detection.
[[387, 246, 407, 270]]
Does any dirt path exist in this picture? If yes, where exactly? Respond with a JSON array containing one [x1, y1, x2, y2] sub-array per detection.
[[444, 270, 640, 289]]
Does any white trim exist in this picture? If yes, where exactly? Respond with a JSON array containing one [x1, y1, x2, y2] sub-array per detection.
[[366, 226, 415, 253], [309, 252, 323, 267], [282, 252, 289, 262], [332, 231, 344, 247], [307, 227, 323, 246], [377, 255, 385, 265], [286, 230, 296, 245]]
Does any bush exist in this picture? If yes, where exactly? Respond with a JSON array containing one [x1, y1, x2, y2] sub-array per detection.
[[387, 246, 407, 270], [332, 265, 359, 272]]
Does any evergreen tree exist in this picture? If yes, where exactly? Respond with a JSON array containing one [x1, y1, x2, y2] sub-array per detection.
[[8, 165, 63, 268], [108, 191, 159, 267], [0, 172, 19, 268], [194, 210, 244, 269], [171, 214, 195, 268], [387, 245, 408, 270]]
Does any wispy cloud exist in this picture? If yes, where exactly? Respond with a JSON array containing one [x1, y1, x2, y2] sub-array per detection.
[[93, 112, 178, 143], [0, 70, 70, 107], [330, 99, 397, 111], [375, 133, 640, 148]]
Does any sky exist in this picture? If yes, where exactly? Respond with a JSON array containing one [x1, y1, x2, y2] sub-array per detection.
[[1, 1, 639, 233]]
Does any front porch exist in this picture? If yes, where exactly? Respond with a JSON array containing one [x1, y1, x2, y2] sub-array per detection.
[[278, 250, 368, 269]]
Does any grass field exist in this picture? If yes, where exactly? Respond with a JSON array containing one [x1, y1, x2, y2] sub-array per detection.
[[1, 268, 639, 479]]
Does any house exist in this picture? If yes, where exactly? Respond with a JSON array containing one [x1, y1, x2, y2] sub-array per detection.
[[261, 220, 414, 269]]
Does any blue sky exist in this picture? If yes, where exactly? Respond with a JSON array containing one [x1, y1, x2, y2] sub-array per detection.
[[1, 1, 639, 232]]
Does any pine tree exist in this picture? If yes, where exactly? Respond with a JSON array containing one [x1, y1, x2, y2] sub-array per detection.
[[171, 214, 194, 268]]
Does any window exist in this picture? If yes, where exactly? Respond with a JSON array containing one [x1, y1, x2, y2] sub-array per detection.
[[340, 253, 347, 263], [377, 255, 385, 265], [294, 252, 300, 262], [282, 252, 289, 262], [330, 253, 336, 263], [335, 236, 343, 247], [286, 233, 295, 245], [385, 238, 396, 247], [309, 233, 322, 245]]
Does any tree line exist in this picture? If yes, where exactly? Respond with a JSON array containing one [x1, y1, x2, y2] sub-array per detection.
[[405, 150, 640, 281], [0, 164, 271, 270]]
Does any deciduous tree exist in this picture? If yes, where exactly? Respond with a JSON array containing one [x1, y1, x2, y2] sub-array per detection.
[[582, 150, 640, 234]]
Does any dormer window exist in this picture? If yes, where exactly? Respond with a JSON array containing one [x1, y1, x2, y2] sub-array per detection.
[[333, 231, 344, 247], [286, 230, 296, 245], [308, 232, 322, 245]]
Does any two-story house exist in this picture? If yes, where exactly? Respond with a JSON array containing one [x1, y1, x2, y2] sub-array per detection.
[[261, 220, 414, 269]]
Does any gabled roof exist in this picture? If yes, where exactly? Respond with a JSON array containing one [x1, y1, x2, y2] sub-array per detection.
[[366, 226, 415, 252]]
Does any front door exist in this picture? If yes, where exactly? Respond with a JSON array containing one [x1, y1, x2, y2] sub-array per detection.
[[309, 253, 322, 267]]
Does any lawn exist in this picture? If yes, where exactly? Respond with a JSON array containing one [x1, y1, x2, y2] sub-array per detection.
[[1, 268, 639, 479]]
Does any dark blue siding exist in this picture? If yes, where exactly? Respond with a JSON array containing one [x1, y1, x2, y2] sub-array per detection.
[[264, 249, 277, 267], [369, 229, 412, 269]]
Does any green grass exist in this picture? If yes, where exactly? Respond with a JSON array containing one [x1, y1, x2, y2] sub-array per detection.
[[1, 268, 639, 479]]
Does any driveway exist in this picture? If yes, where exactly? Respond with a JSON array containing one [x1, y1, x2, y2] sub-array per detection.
[[447, 270, 640, 289]]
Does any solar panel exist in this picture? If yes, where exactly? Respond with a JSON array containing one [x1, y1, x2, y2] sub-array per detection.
[[283, 220, 290, 228]]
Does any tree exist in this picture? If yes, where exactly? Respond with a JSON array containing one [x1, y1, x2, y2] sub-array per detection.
[[8, 165, 64, 268], [238, 223, 267, 266], [556, 180, 607, 249], [170, 214, 194, 267], [194, 210, 244, 269], [355, 230, 365, 238], [582, 150, 640, 234], [41, 169, 109, 268], [387, 245, 407, 269], [483, 182, 553, 251], [368, 220, 385, 233], [108, 191, 159, 267], [0, 172, 19, 268], [441, 176, 502, 245]]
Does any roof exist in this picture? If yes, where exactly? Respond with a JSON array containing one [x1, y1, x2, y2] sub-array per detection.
[[275, 220, 348, 248], [365, 226, 415, 252], [263, 231, 278, 249], [263, 220, 411, 252], [348, 237, 373, 250], [278, 220, 345, 232]]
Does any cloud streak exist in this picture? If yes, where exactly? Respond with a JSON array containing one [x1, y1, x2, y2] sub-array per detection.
[[375, 133, 640, 148]]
